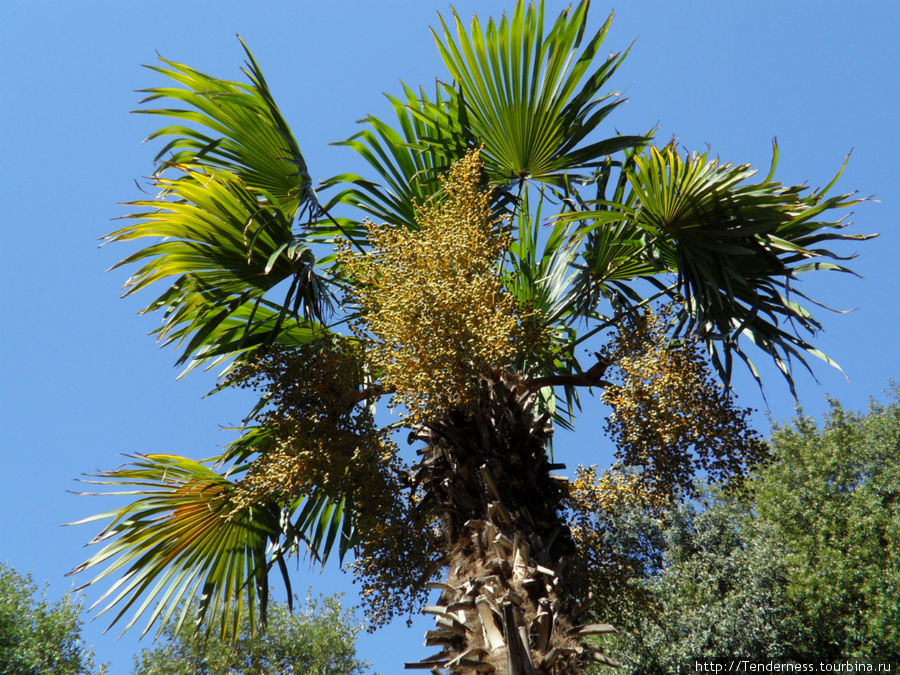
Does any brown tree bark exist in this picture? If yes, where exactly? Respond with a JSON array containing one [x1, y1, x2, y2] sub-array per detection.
[[404, 372, 618, 674]]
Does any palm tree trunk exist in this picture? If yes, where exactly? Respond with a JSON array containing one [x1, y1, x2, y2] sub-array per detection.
[[405, 372, 618, 674]]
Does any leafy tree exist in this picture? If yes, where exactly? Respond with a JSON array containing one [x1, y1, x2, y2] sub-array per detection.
[[581, 389, 900, 671], [72, 1, 868, 672], [753, 389, 900, 661], [585, 487, 801, 672], [0, 562, 104, 675], [131, 594, 367, 675]]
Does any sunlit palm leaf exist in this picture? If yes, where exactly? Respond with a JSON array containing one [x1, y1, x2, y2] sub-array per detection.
[[504, 188, 582, 432], [431, 0, 646, 185], [69, 454, 280, 640], [138, 38, 314, 214], [329, 0, 647, 234], [86, 41, 357, 642], [507, 190, 577, 326], [549, 149, 658, 324], [107, 41, 333, 371], [632, 144, 869, 389], [106, 167, 332, 369]]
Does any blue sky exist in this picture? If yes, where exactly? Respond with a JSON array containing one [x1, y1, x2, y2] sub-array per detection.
[[1, 1, 897, 672]]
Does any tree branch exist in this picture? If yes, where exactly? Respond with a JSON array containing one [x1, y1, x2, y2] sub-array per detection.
[[525, 354, 612, 391]]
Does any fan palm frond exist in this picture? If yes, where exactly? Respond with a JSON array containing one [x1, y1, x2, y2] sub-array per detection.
[[568, 143, 871, 390], [105, 40, 335, 370], [138, 38, 314, 213], [70, 453, 357, 639], [68, 455, 280, 640], [431, 0, 646, 185], [327, 83, 461, 231], [107, 166, 332, 370]]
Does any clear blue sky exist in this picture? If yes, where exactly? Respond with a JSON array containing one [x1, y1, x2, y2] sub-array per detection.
[[1, 1, 897, 672]]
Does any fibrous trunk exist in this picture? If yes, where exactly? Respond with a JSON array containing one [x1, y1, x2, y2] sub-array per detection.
[[405, 372, 617, 674]]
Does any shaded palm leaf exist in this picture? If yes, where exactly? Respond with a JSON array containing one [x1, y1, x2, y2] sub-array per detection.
[[506, 189, 578, 328], [504, 188, 582, 431], [570, 143, 870, 390], [561, 149, 661, 320], [290, 486, 356, 568], [430, 0, 646, 185], [178, 301, 330, 380]]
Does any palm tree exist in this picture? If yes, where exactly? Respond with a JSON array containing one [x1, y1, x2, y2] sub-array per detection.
[[71, 2, 868, 672]]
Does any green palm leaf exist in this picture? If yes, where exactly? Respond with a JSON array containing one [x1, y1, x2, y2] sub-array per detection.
[[138, 38, 314, 214], [331, 0, 648, 232], [506, 189, 578, 328], [290, 487, 356, 568], [214, 424, 360, 569], [180, 301, 331, 381], [327, 83, 461, 231], [69, 453, 356, 640], [107, 167, 332, 370], [570, 143, 871, 390], [504, 188, 584, 432], [105, 40, 335, 371], [68, 454, 280, 640], [431, 0, 646, 185]]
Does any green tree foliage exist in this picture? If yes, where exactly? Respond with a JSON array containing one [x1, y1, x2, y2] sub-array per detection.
[[583, 389, 900, 671], [131, 594, 367, 675], [754, 388, 900, 661], [593, 488, 801, 672], [0, 562, 104, 675]]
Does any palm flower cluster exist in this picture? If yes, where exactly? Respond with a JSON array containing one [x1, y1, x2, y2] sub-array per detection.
[[347, 493, 441, 630], [340, 149, 548, 421], [599, 307, 769, 497], [227, 342, 440, 626], [569, 465, 666, 516], [227, 341, 391, 504]]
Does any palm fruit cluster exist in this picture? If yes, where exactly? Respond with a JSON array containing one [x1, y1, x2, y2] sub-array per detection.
[[226, 341, 440, 626], [339, 148, 542, 422], [227, 340, 391, 503], [599, 306, 769, 498]]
